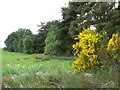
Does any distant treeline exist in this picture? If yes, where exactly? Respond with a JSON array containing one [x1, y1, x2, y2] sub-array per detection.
[[4, 2, 120, 55]]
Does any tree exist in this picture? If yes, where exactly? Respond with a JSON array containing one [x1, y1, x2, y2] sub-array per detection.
[[4, 28, 33, 53], [23, 35, 34, 54], [4, 32, 17, 52], [44, 23, 64, 55], [17, 39, 23, 52], [13, 39, 18, 52], [33, 22, 49, 53], [34, 20, 65, 54], [61, 2, 120, 38]]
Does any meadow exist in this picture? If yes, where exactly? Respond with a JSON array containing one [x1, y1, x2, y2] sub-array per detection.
[[2, 49, 119, 88]]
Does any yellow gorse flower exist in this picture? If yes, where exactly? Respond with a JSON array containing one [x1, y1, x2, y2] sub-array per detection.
[[72, 28, 99, 72], [107, 34, 120, 53]]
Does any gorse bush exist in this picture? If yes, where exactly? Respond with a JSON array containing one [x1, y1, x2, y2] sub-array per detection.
[[72, 28, 120, 72], [107, 34, 120, 54], [72, 28, 100, 72], [107, 33, 120, 65]]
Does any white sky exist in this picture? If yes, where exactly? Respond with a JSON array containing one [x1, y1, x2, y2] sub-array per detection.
[[0, 0, 69, 48]]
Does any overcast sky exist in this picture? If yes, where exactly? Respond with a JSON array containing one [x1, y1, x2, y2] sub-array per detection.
[[0, 0, 69, 48]]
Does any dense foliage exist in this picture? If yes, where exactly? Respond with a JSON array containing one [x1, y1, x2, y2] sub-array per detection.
[[4, 28, 33, 54], [23, 35, 34, 54], [67, 2, 120, 38], [44, 24, 63, 55]]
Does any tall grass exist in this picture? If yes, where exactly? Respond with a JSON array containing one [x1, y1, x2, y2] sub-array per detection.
[[3, 66, 119, 88]]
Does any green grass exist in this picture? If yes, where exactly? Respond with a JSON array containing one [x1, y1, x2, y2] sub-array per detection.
[[2, 49, 119, 88], [2, 49, 74, 75]]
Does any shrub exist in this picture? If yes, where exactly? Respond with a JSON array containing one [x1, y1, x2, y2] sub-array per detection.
[[96, 31, 109, 65], [72, 27, 120, 72], [107, 33, 120, 65], [72, 28, 99, 72], [107, 34, 120, 54]]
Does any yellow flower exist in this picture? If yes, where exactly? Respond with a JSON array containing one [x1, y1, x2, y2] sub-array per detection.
[[72, 28, 99, 72], [107, 34, 120, 52]]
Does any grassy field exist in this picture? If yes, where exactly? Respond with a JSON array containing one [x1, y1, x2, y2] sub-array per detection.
[[2, 49, 119, 88]]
